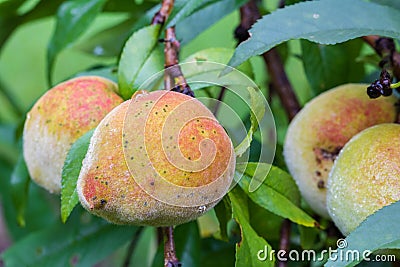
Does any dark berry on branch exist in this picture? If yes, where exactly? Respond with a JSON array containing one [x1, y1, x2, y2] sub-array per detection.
[[367, 84, 381, 99]]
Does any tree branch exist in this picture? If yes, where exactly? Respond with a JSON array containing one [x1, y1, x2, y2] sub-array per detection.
[[235, 0, 300, 121], [362, 35, 400, 80], [277, 219, 291, 267], [163, 27, 194, 97], [151, 0, 174, 26], [163, 226, 181, 267], [150, 0, 193, 96]]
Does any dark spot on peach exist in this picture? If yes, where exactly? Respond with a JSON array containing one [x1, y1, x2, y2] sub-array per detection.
[[314, 146, 342, 162], [317, 180, 325, 189], [315, 171, 321, 176]]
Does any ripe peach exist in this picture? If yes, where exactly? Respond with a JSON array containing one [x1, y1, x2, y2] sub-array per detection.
[[327, 123, 400, 235], [23, 76, 123, 193], [77, 90, 235, 226], [283, 84, 398, 218]]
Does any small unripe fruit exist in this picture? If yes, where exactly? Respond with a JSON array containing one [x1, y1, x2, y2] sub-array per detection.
[[283, 84, 397, 218], [327, 123, 400, 235], [77, 90, 236, 226], [23, 76, 123, 193]]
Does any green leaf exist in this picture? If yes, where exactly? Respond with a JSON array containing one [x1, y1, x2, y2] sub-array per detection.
[[0, 124, 18, 165], [370, 0, 400, 10], [325, 200, 400, 267], [76, 0, 159, 57], [103, 0, 157, 13], [227, 0, 400, 69], [214, 196, 232, 241], [301, 39, 364, 95], [61, 129, 94, 223], [75, 18, 137, 57], [117, 24, 162, 99], [237, 163, 318, 227], [166, 0, 214, 28], [47, 0, 107, 84], [75, 65, 118, 83], [229, 187, 274, 267], [234, 87, 265, 157], [1, 215, 137, 267], [176, 0, 247, 45], [175, 221, 201, 267], [200, 238, 235, 266], [10, 154, 30, 227], [183, 47, 254, 80]]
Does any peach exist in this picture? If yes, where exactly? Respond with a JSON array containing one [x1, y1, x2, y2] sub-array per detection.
[[23, 76, 123, 193], [327, 123, 400, 235], [77, 90, 236, 226], [283, 84, 398, 218]]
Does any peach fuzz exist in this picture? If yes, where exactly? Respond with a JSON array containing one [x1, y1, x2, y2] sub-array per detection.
[[327, 123, 400, 235], [283, 84, 398, 218], [77, 90, 236, 226], [23, 76, 123, 193]]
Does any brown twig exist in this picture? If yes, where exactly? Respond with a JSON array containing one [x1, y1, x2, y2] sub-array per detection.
[[163, 226, 181, 267], [151, 0, 174, 25], [235, 0, 300, 121], [163, 28, 194, 97], [263, 51, 300, 120], [277, 219, 291, 267], [150, 0, 193, 96], [362, 35, 400, 80]]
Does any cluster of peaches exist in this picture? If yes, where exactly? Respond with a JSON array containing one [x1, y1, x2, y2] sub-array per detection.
[[284, 83, 400, 235], [23, 76, 235, 226], [23, 75, 399, 236]]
